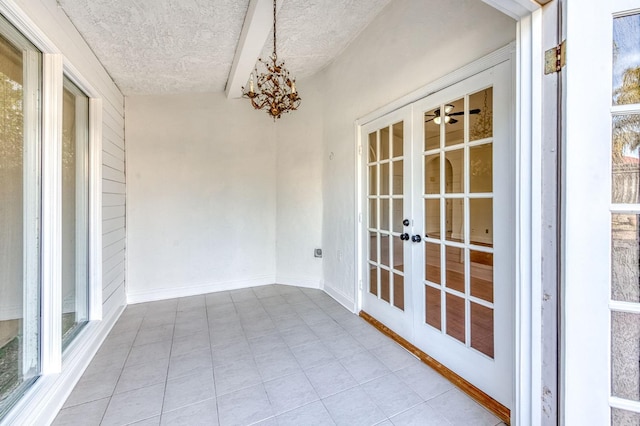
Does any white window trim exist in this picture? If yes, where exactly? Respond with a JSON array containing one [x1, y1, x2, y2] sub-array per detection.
[[41, 53, 64, 374], [0, 0, 59, 54], [88, 97, 103, 322]]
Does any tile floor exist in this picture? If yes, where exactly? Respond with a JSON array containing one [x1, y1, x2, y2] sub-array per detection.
[[53, 285, 505, 426]]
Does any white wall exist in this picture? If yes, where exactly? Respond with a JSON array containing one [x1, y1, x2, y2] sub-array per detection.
[[317, 0, 516, 306], [125, 93, 279, 302], [275, 77, 324, 288]]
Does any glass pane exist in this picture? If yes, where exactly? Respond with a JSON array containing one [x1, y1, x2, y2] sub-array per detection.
[[469, 88, 493, 141], [380, 199, 390, 230], [368, 165, 377, 196], [444, 99, 465, 147], [425, 243, 441, 284], [612, 408, 640, 426], [380, 163, 390, 195], [424, 108, 440, 151], [445, 198, 464, 243], [469, 143, 492, 193], [424, 153, 440, 195], [425, 285, 441, 330], [425, 199, 440, 239], [613, 14, 640, 106], [380, 126, 390, 161], [470, 250, 493, 303], [445, 246, 465, 293], [612, 311, 640, 400], [381, 269, 390, 303], [368, 199, 377, 229], [445, 149, 463, 193], [368, 132, 377, 162], [369, 264, 378, 296], [369, 232, 378, 263], [471, 302, 494, 358], [0, 25, 41, 414], [470, 198, 493, 247], [392, 121, 403, 157], [393, 273, 404, 310], [446, 293, 465, 343], [612, 214, 640, 302], [612, 115, 640, 204], [393, 234, 404, 272], [62, 77, 89, 349], [392, 160, 403, 196], [391, 199, 403, 234], [0, 34, 25, 408], [380, 234, 390, 267]]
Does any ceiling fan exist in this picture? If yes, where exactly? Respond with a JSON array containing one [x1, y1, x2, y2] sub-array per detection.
[[425, 104, 481, 124]]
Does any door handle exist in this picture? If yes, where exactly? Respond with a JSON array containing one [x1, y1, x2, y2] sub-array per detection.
[[400, 233, 410, 241], [411, 235, 422, 243], [402, 219, 410, 226]]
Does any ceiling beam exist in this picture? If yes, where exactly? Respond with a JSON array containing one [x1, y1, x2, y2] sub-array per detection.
[[481, 0, 540, 20], [225, 0, 283, 99]]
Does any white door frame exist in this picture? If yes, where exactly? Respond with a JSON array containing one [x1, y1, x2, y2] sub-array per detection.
[[354, 2, 544, 424]]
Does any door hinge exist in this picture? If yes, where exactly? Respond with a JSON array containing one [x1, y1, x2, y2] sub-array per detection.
[[358, 279, 363, 290], [358, 212, 362, 223], [544, 40, 566, 74], [358, 145, 363, 156]]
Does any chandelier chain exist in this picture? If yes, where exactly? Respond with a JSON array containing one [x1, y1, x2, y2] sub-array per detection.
[[273, 0, 277, 57]]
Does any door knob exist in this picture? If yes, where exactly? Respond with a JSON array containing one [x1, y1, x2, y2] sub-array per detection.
[[402, 219, 410, 226], [400, 233, 410, 241], [411, 235, 422, 243]]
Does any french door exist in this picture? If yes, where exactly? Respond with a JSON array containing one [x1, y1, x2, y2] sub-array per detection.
[[363, 107, 413, 338], [563, 0, 640, 423], [361, 62, 513, 408]]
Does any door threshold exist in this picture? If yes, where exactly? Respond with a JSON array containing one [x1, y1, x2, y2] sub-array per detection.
[[359, 310, 511, 425]]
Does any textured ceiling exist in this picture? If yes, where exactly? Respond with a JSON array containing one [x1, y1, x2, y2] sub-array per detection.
[[57, 0, 393, 95]]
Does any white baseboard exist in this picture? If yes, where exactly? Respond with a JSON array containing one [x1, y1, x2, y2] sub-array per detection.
[[275, 275, 322, 289], [126, 274, 277, 304], [323, 283, 357, 313], [2, 301, 125, 426]]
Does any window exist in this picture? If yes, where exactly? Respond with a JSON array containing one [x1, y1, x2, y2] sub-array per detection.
[[0, 7, 100, 419], [610, 11, 640, 424], [0, 15, 42, 417], [61, 77, 90, 350]]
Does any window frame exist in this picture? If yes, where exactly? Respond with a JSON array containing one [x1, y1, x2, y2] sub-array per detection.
[[0, 1, 103, 422], [60, 74, 91, 351], [41, 59, 103, 372], [0, 12, 43, 419]]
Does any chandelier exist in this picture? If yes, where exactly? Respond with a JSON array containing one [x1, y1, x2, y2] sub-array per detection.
[[242, 0, 301, 119]]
